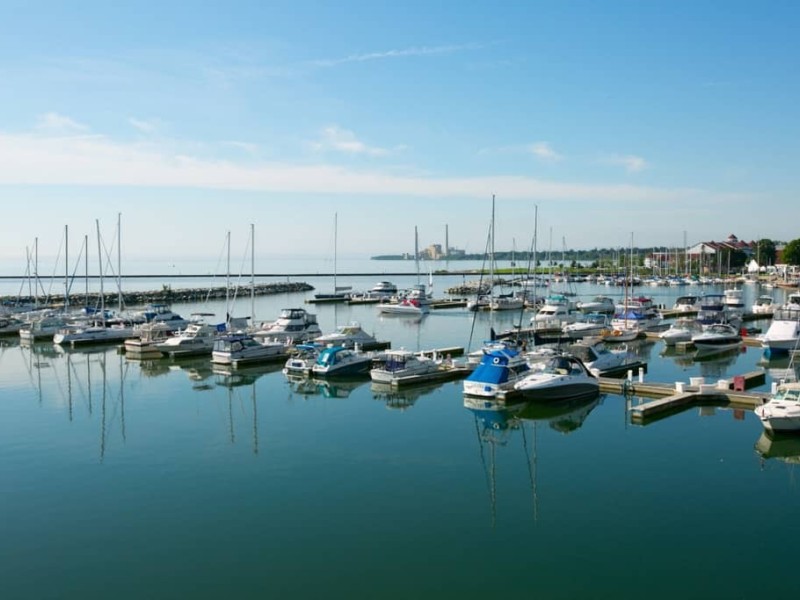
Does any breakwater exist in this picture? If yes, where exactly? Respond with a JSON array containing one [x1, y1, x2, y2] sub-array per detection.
[[2, 281, 315, 308]]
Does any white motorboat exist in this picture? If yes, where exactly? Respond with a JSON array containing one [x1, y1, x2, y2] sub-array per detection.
[[370, 349, 440, 384], [723, 288, 745, 310], [691, 323, 742, 354], [463, 346, 531, 397], [562, 312, 609, 339], [514, 355, 599, 400], [672, 295, 702, 313], [751, 295, 776, 316], [531, 295, 576, 329], [315, 322, 383, 350], [0, 317, 24, 335], [53, 322, 133, 345], [283, 343, 323, 376], [754, 383, 800, 433], [311, 346, 374, 377], [377, 284, 430, 316], [124, 321, 173, 355], [576, 295, 615, 314], [369, 281, 398, 297], [155, 321, 221, 357], [254, 308, 322, 343], [19, 313, 70, 341], [133, 304, 189, 331], [211, 334, 288, 365], [760, 294, 800, 354], [566, 340, 629, 374], [489, 293, 524, 311], [659, 317, 704, 346]]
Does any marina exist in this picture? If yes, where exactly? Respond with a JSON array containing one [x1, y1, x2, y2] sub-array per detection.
[[3, 269, 800, 598]]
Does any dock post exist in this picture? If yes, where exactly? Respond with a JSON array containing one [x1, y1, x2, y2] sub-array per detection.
[[627, 369, 633, 381], [771, 382, 778, 394], [638, 367, 644, 383]]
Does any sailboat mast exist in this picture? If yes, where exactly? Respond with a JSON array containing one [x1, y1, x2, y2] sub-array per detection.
[[334, 212, 338, 293], [117, 212, 122, 314], [84, 234, 88, 307], [34, 237, 39, 309], [226, 231, 231, 326], [490, 195, 495, 296], [96, 220, 105, 325], [414, 225, 420, 285], [250, 223, 255, 324], [65, 225, 69, 310]]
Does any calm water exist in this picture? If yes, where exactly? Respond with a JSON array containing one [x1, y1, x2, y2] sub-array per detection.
[[1, 280, 798, 599]]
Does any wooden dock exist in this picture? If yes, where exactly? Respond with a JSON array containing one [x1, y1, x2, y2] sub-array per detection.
[[390, 365, 473, 388], [602, 369, 769, 424]]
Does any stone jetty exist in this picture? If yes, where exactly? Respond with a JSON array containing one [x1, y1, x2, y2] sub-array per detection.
[[2, 281, 315, 308]]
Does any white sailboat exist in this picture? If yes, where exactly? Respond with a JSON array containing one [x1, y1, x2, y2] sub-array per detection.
[[313, 212, 351, 302]]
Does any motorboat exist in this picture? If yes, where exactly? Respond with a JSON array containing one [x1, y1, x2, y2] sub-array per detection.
[[369, 349, 441, 384], [211, 334, 288, 365], [133, 304, 189, 331], [576, 295, 615, 314], [610, 302, 662, 333], [311, 346, 374, 377], [377, 284, 430, 316], [514, 355, 599, 401], [760, 294, 800, 354], [0, 317, 24, 335], [315, 322, 384, 350], [723, 288, 745, 310], [155, 321, 222, 357], [19, 313, 70, 341], [751, 295, 776, 316], [463, 346, 531, 397], [530, 295, 576, 329], [672, 295, 702, 313], [691, 323, 742, 354], [566, 340, 629, 374], [253, 308, 322, 343], [53, 322, 134, 345], [124, 321, 173, 355], [659, 317, 704, 346], [489, 293, 524, 311], [369, 281, 398, 297], [283, 344, 323, 376], [562, 312, 609, 339], [754, 383, 800, 433]]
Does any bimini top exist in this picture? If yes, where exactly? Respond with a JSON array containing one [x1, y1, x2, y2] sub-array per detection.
[[466, 348, 526, 385], [316, 346, 348, 366]]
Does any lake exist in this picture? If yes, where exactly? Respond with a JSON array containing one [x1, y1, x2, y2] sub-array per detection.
[[1, 278, 797, 599]]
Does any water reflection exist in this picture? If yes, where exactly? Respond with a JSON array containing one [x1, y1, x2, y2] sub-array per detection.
[[691, 347, 743, 379], [370, 381, 445, 410], [517, 394, 603, 434], [284, 373, 366, 398], [757, 353, 800, 383], [213, 362, 283, 388], [755, 431, 800, 465]]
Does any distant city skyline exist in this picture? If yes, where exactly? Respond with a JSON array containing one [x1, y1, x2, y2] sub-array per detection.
[[1, 1, 798, 262]]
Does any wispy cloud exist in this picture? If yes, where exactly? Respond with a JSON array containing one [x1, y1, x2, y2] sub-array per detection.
[[605, 154, 648, 173], [312, 43, 483, 67], [527, 142, 563, 162], [129, 117, 160, 135], [311, 125, 389, 157], [0, 125, 741, 209], [35, 112, 87, 133]]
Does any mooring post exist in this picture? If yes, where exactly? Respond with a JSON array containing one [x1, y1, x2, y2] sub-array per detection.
[[638, 367, 644, 383]]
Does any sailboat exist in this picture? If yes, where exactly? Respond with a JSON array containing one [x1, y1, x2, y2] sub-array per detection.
[[378, 226, 430, 316], [313, 212, 351, 303], [603, 234, 640, 343]]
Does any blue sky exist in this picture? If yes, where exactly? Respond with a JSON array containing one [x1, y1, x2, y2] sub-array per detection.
[[1, 0, 798, 264]]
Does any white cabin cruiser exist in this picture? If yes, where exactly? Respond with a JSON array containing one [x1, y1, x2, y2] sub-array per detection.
[[254, 308, 322, 343], [691, 323, 742, 354], [577, 295, 615, 314], [659, 317, 704, 346], [315, 322, 383, 350], [760, 294, 800, 354], [370, 349, 440, 384], [155, 321, 221, 357], [562, 312, 609, 339], [672, 295, 702, 313], [754, 383, 800, 433], [514, 355, 599, 400], [751, 295, 776, 316], [211, 334, 288, 365]]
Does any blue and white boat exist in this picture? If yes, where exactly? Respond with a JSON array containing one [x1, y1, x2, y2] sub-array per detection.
[[311, 346, 374, 377], [463, 346, 531, 397]]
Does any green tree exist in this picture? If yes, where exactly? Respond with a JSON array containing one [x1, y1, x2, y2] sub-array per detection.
[[756, 238, 777, 266], [783, 239, 800, 266]]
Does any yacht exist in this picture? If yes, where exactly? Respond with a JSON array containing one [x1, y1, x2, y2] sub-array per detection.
[[254, 308, 321, 343], [576, 295, 615, 314], [566, 340, 629, 374], [155, 321, 221, 357], [754, 383, 800, 433], [124, 322, 173, 355], [311, 346, 374, 377], [659, 317, 704, 346], [370, 349, 441, 384], [531, 295, 576, 329], [369, 281, 398, 298], [377, 284, 430, 316], [723, 288, 745, 310], [562, 312, 609, 339], [672, 295, 702, 313], [514, 355, 599, 401], [489, 293, 525, 311], [760, 293, 800, 354], [133, 304, 189, 331], [315, 322, 384, 350], [53, 322, 134, 346], [691, 323, 742, 354], [211, 334, 288, 365], [463, 346, 531, 397], [751, 295, 776, 316]]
